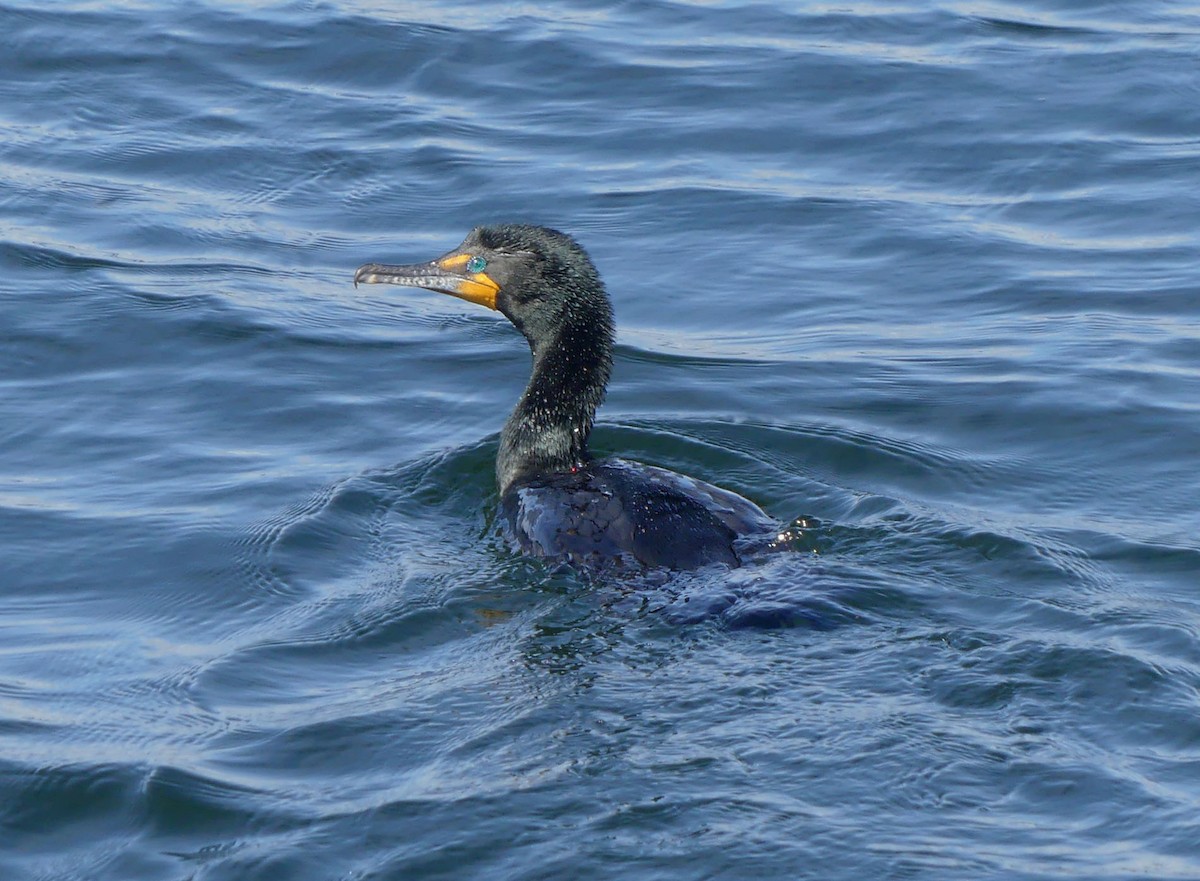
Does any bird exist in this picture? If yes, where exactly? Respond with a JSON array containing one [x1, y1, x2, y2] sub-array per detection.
[[354, 224, 779, 570]]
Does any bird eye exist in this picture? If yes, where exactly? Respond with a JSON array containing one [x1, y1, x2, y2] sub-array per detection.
[[466, 255, 487, 273]]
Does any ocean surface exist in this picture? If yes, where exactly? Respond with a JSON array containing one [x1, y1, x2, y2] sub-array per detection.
[[2, 1, 1199, 878]]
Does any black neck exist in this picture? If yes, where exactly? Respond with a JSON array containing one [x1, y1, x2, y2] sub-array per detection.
[[497, 311, 611, 495]]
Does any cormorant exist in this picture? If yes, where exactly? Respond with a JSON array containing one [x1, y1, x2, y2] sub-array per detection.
[[355, 224, 778, 569]]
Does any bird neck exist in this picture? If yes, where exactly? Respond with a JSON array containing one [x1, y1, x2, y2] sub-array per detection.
[[497, 310, 612, 495]]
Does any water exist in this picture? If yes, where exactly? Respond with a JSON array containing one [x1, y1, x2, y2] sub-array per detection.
[[2, 1, 1199, 878]]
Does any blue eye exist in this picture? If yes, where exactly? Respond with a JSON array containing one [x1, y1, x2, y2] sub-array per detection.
[[466, 255, 487, 273]]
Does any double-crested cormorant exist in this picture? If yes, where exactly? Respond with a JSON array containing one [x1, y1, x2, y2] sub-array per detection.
[[355, 224, 778, 569]]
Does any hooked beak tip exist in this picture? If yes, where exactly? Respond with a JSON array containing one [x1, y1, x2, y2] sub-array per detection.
[[353, 264, 379, 288]]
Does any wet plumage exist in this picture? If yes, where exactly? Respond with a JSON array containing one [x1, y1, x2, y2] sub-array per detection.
[[355, 224, 777, 569]]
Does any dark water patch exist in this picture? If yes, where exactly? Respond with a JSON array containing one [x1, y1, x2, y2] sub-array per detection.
[[1, 762, 144, 851]]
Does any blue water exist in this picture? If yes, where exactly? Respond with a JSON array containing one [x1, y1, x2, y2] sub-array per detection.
[[3, 1, 1199, 878]]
